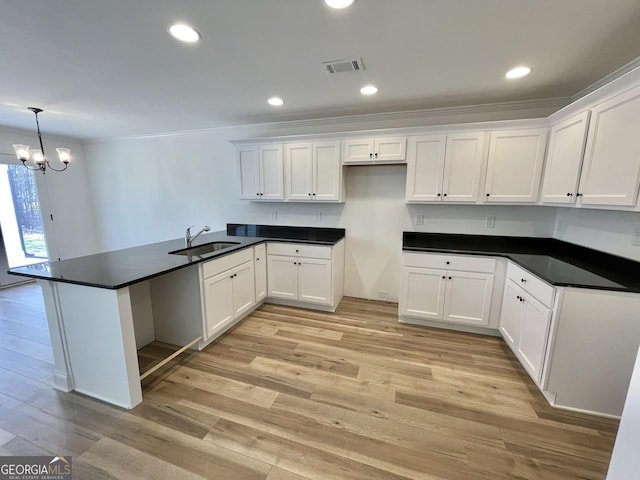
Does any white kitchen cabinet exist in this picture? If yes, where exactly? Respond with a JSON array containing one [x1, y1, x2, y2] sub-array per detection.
[[266, 240, 344, 310], [499, 262, 555, 386], [399, 253, 495, 327], [577, 84, 640, 206], [201, 250, 256, 342], [254, 243, 267, 303], [267, 254, 332, 305], [483, 128, 548, 203], [238, 144, 284, 201], [343, 136, 406, 164], [406, 132, 487, 202], [285, 141, 343, 202], [540, 111, 590, 204]]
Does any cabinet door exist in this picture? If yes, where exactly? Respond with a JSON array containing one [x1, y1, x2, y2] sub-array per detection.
[[285, 143, 313, 201], [398, 267, 446, 320], [442, 271, 494, 326], [232, 261, 256, 317], [541, 112, 590, 204], [374, 137, 407, 162], [343, 138, 375, 164], [298, 258, 332, 305], [442, 132, 487, 202], [579, 85, 640, 206], [259, 144, 284, 200], [238, 145, 260, 200], [518, 294, 552, 383], [499, 281, 525, 350], [405, 135, 446, 202], [254, 244, 267, 302], [484, 128, 548, 202], [313, 141, 342, 202], [202, 271, 234, 340], [267, 255, 298, 299]]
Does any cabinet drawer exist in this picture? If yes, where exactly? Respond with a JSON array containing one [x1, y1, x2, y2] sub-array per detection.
[[507, 261, 555, 307], [202, 248, 253, 279], [402, 252, 495, 273], [267, 242, 332, 260]]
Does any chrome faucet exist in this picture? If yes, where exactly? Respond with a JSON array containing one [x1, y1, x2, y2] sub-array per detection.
[[185, 225, 210, 248]]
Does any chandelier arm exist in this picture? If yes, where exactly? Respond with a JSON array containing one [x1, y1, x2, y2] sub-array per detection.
[[21, 161, 44, 172], [46, 162, 68, 172]]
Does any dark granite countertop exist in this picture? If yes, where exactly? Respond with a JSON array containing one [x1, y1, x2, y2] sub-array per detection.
[[403, 232, 640, 293], [8, 225, 345, 290]]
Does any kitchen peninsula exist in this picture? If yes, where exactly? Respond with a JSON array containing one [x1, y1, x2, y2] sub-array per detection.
[[8, 224, 345, 409]]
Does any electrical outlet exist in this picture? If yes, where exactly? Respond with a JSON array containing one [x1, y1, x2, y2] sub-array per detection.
[[377, 291, 389, 301], [416, 214, 424, 225], [632, 227, 640, 247], [485, 216, 495, 228], [271, 210, 278, 220], [316, 211, 323, 221]]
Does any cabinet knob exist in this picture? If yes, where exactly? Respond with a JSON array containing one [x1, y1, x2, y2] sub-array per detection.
[[256, 257, 260, 261], [448, 276, 452, 280], [520, 297, 525, 303], [577, 193, 583, 197], [293, 261, 297, 265], [437, 193, 441, 197], [369, 153, 373, 159], [446, 261, 450, 265], [521, 278, 526, 283], [442, 276, 446, 279], [374, 152, 378, 158], [296, 249, 299, 253], [443, 193, 447, 197], [566, 192, 573, 196], [486, 193, 490, 197], [308, 193, 312, 196], [229, 275, 234, 279], [312, 193, 316, 196]]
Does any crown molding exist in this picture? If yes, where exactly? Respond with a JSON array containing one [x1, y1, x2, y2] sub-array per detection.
[[88, 97, 569, 144]]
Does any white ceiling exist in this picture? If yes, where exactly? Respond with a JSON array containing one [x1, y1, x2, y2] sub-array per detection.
[[1, 0, 640, 140]]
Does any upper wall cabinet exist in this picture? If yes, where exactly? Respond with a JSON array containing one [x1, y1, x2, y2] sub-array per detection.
[[343, 137, 407, 164], [483, 128, 548, 203], [406, 132, 487, 202], [238, 144, 284, 201], [577, 84, 640, 207], [284, 141, 344, 202], [540, 112, 590, 205]]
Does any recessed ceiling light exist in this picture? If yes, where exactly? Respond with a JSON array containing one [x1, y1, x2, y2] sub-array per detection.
[[360, 85, 378, 96], [505, 66, 532, 79], [324, 0, 354, 9], [169, 24, 200, 43], [268, 97, 284, 106]]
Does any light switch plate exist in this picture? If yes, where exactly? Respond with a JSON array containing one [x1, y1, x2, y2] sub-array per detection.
[[485, 216, 496, 228], [416, 214, 424, 225]]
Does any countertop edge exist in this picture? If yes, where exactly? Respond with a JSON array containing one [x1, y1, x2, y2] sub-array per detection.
[[402, 245, 640, 294], [8, 234, 346, 290]]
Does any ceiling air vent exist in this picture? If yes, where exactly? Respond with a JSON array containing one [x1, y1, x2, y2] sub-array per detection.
[[323, 57, 365, 74]]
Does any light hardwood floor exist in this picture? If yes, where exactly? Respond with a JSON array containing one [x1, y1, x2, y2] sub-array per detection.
[[0, 282, 619, 479]]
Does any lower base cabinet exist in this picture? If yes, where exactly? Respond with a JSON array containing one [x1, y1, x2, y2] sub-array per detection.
[[201, 249, 256, 342], [399, 252, 496, 328], [266, 240, 344, 311], [500, 278, 552, 385]]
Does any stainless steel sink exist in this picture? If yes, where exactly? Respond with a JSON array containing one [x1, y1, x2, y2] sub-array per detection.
[[169, 242, 240, 256]]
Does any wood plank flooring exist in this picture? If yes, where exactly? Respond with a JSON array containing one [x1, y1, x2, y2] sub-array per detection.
[[0, 282, 619, 479]]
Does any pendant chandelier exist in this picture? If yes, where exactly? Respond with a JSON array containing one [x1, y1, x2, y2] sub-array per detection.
[[13, 107, 70, 174]]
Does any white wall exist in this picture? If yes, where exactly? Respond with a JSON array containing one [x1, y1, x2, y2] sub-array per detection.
[[554, 208, 640, 262], [0, 126, 99, 260], [84, 119, 558, 302]]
